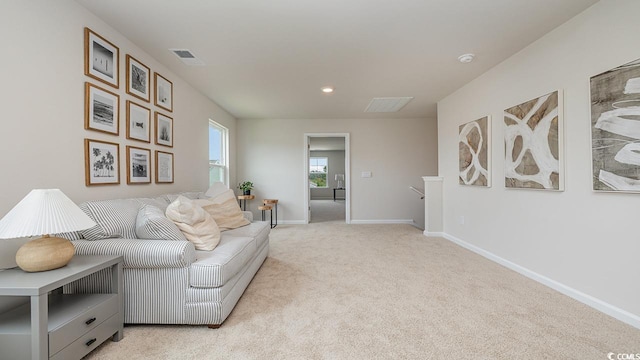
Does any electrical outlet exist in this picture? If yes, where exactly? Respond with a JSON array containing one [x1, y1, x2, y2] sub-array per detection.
[[458, 216, 465, 225]]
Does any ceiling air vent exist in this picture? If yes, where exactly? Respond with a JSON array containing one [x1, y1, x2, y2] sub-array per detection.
[[364, 97, 414, 113], [169, 49, 205, 66]]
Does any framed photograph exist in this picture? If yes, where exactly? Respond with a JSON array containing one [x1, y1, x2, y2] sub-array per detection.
[[126, 55, 150, 102], [126, 100, 150, 143], [154, 72, 173, 112], [155, 151, 174, 183], [126, 146, 151, 184], [84, 27, 119, 88], [155, 112, 173, 147], [85, 138, 120, 186], [85, 82, 119, 135]]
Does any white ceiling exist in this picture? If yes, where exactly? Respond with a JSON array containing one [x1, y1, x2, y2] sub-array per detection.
[[76, 0, 598, 120]]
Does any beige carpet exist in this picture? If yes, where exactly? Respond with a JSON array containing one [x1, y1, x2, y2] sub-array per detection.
[[85, 223, 640, 359], [310, 200, 345, 223]]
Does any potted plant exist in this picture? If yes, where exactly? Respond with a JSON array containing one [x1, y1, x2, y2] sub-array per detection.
[[238, 181, 254, 195]]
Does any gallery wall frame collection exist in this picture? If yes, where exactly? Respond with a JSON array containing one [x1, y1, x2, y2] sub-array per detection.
[[459, 90, 565, 192], [83, 27, 174, 187], [458, 54, 640, 196]]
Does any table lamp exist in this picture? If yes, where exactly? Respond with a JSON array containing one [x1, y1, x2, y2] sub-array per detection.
[[335, 174, 344, 189], [0, 189, 96, 272]]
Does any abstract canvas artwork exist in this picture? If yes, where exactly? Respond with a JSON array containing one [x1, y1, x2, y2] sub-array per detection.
[[504, 90, 563, 190], [459, 116, 490, 186], [590, 58, 640, 192]]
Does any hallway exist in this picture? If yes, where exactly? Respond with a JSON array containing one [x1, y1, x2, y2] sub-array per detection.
[[309, 200, 345, 223]]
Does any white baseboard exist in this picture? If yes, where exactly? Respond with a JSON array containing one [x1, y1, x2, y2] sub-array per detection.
[[438, 233, 640, 330], [279, 220, 307, 225], [423, 230, 444, 237], [351, 219, 418, 227]]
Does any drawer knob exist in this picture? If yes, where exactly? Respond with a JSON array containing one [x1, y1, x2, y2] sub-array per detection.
[[86, 338, 97, 346], [85, 317, 97, 325]]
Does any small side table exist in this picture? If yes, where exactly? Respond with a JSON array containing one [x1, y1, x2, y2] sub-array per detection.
[[258, 205, 273, 228], [263, 199, 278, 228], [333, 188, 345, 201], [237, 195, 255, 211], [0, 255, 123, 360]]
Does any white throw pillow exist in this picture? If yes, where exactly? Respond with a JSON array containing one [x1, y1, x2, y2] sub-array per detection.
[[135, 205, 186, 241], [195, 189, 250, 231], [165, 196, 220, 251]]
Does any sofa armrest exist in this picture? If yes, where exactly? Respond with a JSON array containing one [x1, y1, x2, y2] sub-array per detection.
[[242, 211, 253, 222], [72, 239, 196, 269]]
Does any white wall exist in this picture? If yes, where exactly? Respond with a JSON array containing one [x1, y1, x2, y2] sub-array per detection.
[[237, 118, 437, 228], [310, 150, 345, 200], [0, 1, 237, 265], [437, 0, 640, 324]]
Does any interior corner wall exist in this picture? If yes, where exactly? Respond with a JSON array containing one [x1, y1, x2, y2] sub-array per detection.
[[236, 118, 437, 227], [437, 0, 640, 322], [0, 1, 237, 265], [310, 150, 345, 200]]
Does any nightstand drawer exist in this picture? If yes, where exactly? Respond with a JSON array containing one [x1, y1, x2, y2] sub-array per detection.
[[50, 314, 120, 360], [48, 294, 118, 355]]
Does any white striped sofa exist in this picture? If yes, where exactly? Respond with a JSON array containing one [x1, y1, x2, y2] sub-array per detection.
[[62, 191, 270, 328]]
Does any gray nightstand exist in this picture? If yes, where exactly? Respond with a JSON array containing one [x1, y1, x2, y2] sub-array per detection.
[[0, 255, 123, 360]]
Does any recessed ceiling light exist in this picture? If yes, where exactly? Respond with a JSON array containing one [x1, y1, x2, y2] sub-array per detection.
[[458, 53, 475, 63], [321, 86, 334, 94]]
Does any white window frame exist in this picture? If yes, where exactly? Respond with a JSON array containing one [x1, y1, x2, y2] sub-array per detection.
[[309, 156, 329, 188], [209, 120, 229, 186]]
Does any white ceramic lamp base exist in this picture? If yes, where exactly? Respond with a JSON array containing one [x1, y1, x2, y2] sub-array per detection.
[[15, 235, 75, 272]]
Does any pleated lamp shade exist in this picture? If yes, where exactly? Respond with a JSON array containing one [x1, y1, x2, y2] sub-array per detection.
[[0, 189, 96, 272], [0, 189, 96, 238]]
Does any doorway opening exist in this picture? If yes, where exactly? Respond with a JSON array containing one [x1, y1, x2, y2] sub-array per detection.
[[304, 133, 350, 224]]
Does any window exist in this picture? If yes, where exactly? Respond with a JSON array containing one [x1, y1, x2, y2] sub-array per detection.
[[209, 120, 228, 186], [309, 157, 328, 188]]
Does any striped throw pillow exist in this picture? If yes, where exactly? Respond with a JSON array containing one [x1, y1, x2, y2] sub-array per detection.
[[80, 199, 140, 240], [135, 205, 187, 241]]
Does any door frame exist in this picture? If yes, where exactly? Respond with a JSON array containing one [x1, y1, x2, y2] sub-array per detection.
[[303, 133, 350, 224]]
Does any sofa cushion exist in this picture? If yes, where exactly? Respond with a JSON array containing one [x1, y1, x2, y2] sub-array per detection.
[[165, 196, 220, 251], [135, 197, 171, 212], [164, 191, 205, 203], [189, 235, 256, 288], [79, 199, 141, 240], [223, 221, 270, 250], [135, 205, 187, 241], [195, 189, 250, 231]]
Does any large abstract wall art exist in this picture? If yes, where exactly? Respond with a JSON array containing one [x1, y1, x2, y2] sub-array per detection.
[[504, 91, 563, 190], [459, 116, 491, 186], [590, 58, 640, 192]]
